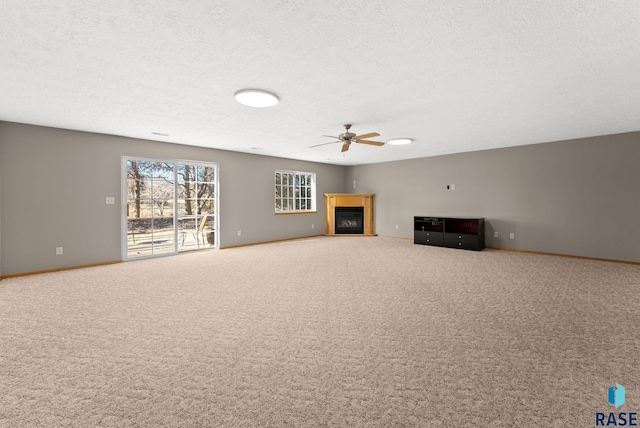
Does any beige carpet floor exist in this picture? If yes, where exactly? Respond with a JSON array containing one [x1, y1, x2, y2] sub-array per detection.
[[1, 236, 639, 427]]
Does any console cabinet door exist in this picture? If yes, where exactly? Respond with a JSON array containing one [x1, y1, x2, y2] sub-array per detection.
[[424, 231, 444, 246], [444, 233, 480, 250], [414, 231, 445, 245]]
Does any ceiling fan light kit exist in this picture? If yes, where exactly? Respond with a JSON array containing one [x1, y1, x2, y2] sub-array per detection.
[[387, 138, 413, 145], [234, 89, 279, 108]]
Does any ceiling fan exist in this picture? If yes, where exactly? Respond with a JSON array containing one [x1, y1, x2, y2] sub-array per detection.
[[310, 124, 385, 152]]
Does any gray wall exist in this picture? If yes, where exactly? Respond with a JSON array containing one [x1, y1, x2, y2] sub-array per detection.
[[347, 132, 640, 262], [0, 122, 346, 276], [2, 121, 639, 276]]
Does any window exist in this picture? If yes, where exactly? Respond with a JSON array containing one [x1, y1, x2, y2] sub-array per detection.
[[275, 170, 316, 213]]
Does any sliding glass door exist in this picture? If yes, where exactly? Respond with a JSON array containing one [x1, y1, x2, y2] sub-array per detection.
[[123, 157, 217, 260], [176, 163, 216, 252], [125, 160, 175, 258]]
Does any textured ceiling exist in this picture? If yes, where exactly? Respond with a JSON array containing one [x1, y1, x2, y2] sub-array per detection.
[[1, 1, 639, 165]]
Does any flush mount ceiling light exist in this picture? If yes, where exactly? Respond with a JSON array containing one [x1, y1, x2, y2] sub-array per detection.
[[234, 89, 279, 108], [386, 138, 413, 145]]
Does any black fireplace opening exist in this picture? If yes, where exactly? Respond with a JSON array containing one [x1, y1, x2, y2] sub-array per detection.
[[335, 206, 364, 234]]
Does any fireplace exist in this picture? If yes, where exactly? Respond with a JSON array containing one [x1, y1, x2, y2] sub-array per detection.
[[335, 206, 364, 234], [324, 193, 375, 236]]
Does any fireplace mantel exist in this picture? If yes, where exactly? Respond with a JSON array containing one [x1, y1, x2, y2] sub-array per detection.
[[324, 193, 375, 236]]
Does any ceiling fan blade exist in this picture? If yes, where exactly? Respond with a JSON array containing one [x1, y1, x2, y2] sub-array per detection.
[[356, 139, 385, 146], [322, 135, 340, 139], [309, 141, 341, 148], [354, 132, 380, 140], [341, 142, 350, 152]]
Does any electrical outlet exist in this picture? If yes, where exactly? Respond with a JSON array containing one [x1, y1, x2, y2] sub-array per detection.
[[56, 247, 63, 255], [494, 231, 499, 238], [451, 184, 455, 190], [237, 230, 241, 237], [510, 233, 515, 239], [311, 224, 315, 229], [105, 197, 115, 205], [396, 225, 399, 230]]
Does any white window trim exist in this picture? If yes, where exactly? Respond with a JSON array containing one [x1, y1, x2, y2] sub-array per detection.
[[274, 169, 316, 214]]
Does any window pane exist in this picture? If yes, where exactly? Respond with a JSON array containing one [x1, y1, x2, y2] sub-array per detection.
[[178, 165, 197, 183], [201, 215, 214, 229], [150, 163, 162, 179], [176, 201, 188, 217], [127, 160, 154, 179], [127, 217, 149, 231], [198, 183, 214, 199], [133, 200, 152, 218], [151, 216, 174, 242], [180, 183, 197, 198], [153, 200, 173, 217], [198, 166, 215, 182], [177, 185, 187, 199], [199, 199, 214, 213], [152, 183, 173, 202], [178, 216, 196, 231], [185, 199, 196, 215], [127, 179, 151, 200], [195, 166, 204, 182]]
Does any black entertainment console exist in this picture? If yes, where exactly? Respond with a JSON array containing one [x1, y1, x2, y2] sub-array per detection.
[[414, 217, 485, 251]]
